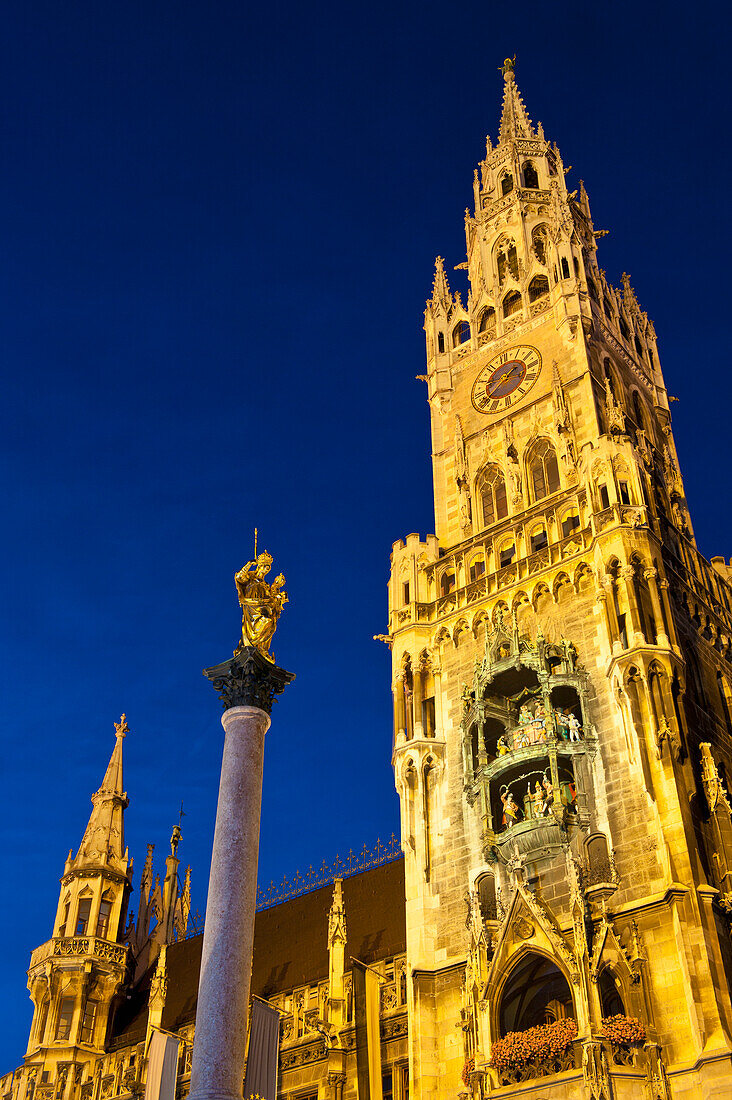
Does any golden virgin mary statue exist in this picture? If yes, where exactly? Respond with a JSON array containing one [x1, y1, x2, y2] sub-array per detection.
[[234, 551, 288, 661]]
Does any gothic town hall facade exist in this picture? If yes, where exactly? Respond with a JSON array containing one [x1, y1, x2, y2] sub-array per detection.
[[4, 63, 732, 1100]]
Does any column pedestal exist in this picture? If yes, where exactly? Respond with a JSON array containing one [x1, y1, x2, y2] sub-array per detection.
[[188, 647, 294, 1100]]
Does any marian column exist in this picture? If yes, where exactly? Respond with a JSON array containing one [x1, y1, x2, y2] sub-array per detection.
[[188, 550, 294, 1100]]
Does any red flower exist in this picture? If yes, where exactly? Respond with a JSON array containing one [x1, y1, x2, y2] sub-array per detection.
[[461, 1058, 475, 1086], [489, 1019, 578, 1071], [600, 1015, 646, 1046]]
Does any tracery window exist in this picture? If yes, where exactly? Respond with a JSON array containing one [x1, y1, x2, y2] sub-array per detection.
[[528, 440, 560, 501], [501, 173, 514, 195], [440, 572, 455, 596], [503, 290, 522, 318], [528, 275, 549, 302], [478, 306, 496, 332], [479, 466, 508, 527], [497, 240, 518, 284], [452, 320, 470, 347]]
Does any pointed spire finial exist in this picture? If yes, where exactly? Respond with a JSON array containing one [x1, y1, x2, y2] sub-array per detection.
[[114, 713, 129, 739], [497, 57, 536, 144], [430, 255, 452, 310]]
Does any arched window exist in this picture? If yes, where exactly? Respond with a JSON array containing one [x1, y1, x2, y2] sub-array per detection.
[[530, 525, 548, 553], [478, 306, 496, 333], [452, 320, 470, 347], [437, 332, 445, 354], [479, 466, 508, 527], [499, 540, 515, 568], [560, 256, 570, 279], [603, 297, 614, 322], [440, 572, 455, 596], [476, 873, 497, 922], [546, 151, 557, 176], [561, 508, 580, 537], [598, 969, 625, 1018], [620, 316, 630, 340], [499, 953, 574, 1035], [635, 334, 644, 358], [522, 161, 539, 189], [503, 290, 522, 318], [501, 173, 514, 196], [528, 275, 549, 303], [528, 440, 560, 501], [588, 278, 599, 302]]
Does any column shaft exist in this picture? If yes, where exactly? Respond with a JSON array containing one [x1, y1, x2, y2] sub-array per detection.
[[188, 705, 271, 1100]]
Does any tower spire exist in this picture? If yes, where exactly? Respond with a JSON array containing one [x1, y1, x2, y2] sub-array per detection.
[[74, 714, 130, 869], [497, 58, 536, 143]]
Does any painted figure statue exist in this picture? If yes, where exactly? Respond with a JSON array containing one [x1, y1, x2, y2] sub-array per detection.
[[501, 790, 521, 829]]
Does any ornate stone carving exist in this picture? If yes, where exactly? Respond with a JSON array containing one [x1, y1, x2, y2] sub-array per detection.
[[203, 646, 295, 715]]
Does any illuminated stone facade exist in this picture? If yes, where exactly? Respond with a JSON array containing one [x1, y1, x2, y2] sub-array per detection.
[[387, 60, 732, 1100], [4, 61, 732, 1100]]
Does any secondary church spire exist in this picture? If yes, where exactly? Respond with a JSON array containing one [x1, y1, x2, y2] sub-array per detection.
[[73, 714, 129, 871]]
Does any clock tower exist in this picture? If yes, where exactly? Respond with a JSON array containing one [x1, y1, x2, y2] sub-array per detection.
[[386, 60, 732, 1100]]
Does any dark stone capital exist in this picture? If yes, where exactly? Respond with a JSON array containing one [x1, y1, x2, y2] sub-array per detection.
[[203, 646, 295, 714]]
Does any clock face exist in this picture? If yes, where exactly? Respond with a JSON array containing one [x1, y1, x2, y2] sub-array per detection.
[[471, 344, 543, 414]]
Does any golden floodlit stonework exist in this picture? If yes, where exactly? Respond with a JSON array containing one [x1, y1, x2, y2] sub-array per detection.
[[385, 60, 732, 1100], [3, 61, 732, 1100]]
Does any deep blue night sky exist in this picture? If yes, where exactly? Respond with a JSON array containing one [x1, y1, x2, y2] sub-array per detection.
[[1, 0, 730, 1068]]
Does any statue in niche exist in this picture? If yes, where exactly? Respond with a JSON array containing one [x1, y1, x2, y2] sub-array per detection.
[[501, 789, 521, 829], [235, 550, 288, 660]]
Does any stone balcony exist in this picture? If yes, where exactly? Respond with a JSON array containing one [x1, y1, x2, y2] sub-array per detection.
[[29, 935, 128, 971]]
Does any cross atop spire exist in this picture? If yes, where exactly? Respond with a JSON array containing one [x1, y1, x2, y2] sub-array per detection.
[[498, 58, 536, 144]]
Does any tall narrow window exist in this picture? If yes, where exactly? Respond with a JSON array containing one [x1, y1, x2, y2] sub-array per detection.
[[437, 332, 445, 354], [501, 173, 513, 195], [717, 673, 732, 736], [522, 161, 539, 188], [560, 256, 570, 279], [55, 998, 75, 1042], [619, 481, 631, 505], [402, 582, 410, 606], [478, 306, 496, 333], [80, 1000, 97, 1045], [632, 391, 644, 433], [75, 898, 92, 936], [96, 900, 112, 940], [528, 441, 560, 501], [480, 467, 508, 528], [36, 999, 50, 1044], [599, 483, 610, 510], [382, 1071, 394, 1100]]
